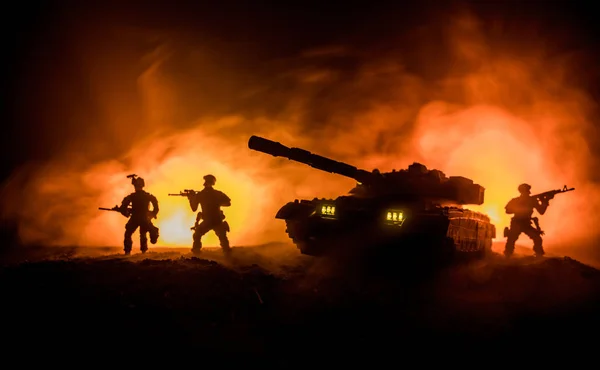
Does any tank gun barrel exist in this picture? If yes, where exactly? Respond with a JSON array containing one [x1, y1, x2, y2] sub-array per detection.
[[248, 135, 373, 183]]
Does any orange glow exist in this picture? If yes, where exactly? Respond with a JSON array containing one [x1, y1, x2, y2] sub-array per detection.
[[411, 105, 585, 247], [1, 11, 599, 259], [79, 130, 283, 248]]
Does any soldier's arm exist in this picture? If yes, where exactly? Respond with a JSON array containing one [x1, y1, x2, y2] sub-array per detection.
[[119, 195, 132, 215], [504, 199, 515, 214], [188, 194, 199, 212], [221, 192, 231, 207], [534, 198, 549, 215], [150, 194, 159, 216]]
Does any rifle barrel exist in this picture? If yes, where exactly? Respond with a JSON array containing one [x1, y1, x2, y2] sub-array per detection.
[[532, 186, 575, 199]]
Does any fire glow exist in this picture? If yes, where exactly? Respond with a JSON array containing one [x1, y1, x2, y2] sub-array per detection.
[[1, 12, 599, 254]]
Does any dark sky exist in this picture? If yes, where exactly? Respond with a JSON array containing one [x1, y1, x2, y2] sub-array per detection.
[[2, 0, 599, 183]]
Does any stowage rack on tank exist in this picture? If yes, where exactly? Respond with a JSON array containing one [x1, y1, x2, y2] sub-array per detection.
[[248, 135, 496, 260]]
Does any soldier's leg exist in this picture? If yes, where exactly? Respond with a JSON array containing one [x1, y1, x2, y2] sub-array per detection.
[[214, 221, 230, 252], [504, 223, 522, 257], [148, 221, 159, 245], [139, 223, 149, 253], [523, 227, 544, 256], [124, 219, 139, 255], [192, 222, 210, 253]]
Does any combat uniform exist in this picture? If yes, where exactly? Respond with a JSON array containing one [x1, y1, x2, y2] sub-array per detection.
[[188, 175, 231, 253], [503, 184, 549, 257], [120, 187, 160, 254]]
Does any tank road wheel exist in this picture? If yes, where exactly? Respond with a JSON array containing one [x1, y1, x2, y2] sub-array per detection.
[[476, 237, 493, 259], [431, 236, 456, 266], [454, 237, 491, 261], [285, 220, 304, 244], [287, 221, 330, 256], [285, 220, 325, 256], [295, 239, 327, 256]]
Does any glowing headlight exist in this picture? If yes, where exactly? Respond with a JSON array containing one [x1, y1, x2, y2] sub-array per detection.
[[321, 204, 336, 216], [385, 210, 404, 225]]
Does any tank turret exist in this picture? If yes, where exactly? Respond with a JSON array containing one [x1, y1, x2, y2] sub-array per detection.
[[248, 135, 485, 205]]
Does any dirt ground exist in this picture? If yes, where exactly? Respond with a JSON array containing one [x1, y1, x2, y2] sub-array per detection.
[[1, 241, 599, 364]]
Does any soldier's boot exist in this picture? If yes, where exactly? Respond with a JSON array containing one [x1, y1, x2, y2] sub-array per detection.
[[531, 233, 544, 257], [221, 241, 231, 256], [504, 234, 517, 257], [149, 225, 159, 245], [503, 242, 514, 257], [124, 234, 133, 255], [140, 233, 148, 254], [218, 232, 231, 255], [503, 244, 515, 257], [533, 243, 544, 258], [191, 238, 202, 254]]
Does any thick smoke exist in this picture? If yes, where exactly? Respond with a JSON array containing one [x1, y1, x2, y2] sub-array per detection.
[[2, 10, 599, 260]]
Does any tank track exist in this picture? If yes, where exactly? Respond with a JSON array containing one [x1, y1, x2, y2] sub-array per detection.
[[285, 220, 323, 255], [285, 219, 479, 260]]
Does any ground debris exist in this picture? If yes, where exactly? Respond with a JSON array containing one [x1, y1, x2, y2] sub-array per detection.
[[1, 246, 599, 358]]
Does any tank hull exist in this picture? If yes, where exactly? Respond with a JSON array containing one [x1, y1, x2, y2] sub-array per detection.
[[248, 135, 497, 261], [278, 197, 496, 259]]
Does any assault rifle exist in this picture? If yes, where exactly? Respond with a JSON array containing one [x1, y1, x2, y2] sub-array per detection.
[[168, 189, 197, 197], [531, 185, 575, 200], [99, 205, 131, 217], [98, 205, 158, 220]]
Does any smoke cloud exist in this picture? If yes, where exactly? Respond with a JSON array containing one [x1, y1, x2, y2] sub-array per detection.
[[2, 9, 599, 261]]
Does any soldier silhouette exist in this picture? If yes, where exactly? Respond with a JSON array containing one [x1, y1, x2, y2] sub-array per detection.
[[119, 176, 160, 255], [187, 174, 231, 254], [503, 183, 554, 257]]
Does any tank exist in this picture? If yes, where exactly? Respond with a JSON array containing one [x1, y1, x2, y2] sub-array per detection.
[[248, 135, 497, 259]]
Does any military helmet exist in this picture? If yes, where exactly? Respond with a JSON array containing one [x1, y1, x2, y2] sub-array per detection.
[[203, 174, 216, 185], [132, 177, 145, 188], [518, 183, 531, 193]]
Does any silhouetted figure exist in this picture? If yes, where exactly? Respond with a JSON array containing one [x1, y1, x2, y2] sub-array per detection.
[[119, 176, 160, 255], [503, 183, 553, 257], [188, 174, 231, 254]]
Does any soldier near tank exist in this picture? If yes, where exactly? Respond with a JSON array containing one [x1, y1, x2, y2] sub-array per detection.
[[503, 183, 553, 258], [187, 174, 231, 254], [118, 175, 160, 255]]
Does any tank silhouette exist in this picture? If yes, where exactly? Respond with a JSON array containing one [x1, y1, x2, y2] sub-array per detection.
[[248, 135, 497, 258]]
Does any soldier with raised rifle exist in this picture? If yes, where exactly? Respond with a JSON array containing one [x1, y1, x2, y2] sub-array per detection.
[[503, 183, 574, 258], [169, 174, 231, 254]]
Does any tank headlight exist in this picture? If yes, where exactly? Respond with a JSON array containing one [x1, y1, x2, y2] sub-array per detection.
[[320, 204, 336, 216], [385, 210, 405, 225]]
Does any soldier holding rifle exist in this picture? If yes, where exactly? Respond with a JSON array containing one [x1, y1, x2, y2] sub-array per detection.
[[503, 184, 574, 258], [99, 174, 160, 255], [169, 174, 231, 255]]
